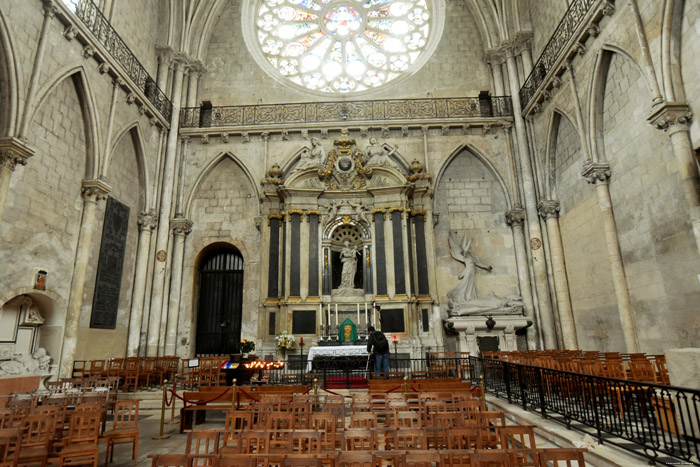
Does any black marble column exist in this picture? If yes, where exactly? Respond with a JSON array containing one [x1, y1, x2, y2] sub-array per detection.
[[374, 211, 387, 296], [281, 215, 287, 297], [413, 213, 430, 296], [391, 210, 406, 296], [289, 212, 301, 297], [364, 245, 373, 294], [322, 247, 331, 295], [308, 213, 319, 297], [406, 212, 415, 297], [267, 216, 280, 298]]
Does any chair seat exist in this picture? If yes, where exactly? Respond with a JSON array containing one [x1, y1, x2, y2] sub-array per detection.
[[103, 428, 138, 439], [60, 441, 99, 455], [18, 446, 50, 461]]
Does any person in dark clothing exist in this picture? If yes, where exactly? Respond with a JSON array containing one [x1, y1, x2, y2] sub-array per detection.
[[367, 326, 390, 377]]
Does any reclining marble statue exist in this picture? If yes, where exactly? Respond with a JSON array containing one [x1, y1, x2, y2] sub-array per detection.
[[447, 232, 523, 316]]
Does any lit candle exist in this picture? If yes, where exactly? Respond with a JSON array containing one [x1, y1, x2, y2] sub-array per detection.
[[327, 304, 330, 327], [300, 337, 304, 344], [357, 303, 360, 324], [335, 304, 338, 326], [319, 304, 322, 332], [364, 303, 368, 325]]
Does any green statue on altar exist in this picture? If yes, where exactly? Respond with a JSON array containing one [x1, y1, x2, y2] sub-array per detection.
[[337, 317, 359, 342]]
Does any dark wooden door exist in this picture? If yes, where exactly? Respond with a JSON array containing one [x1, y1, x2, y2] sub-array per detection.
[[196, 249, 244, 355]]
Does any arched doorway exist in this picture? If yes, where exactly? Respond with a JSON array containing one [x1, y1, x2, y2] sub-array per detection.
[[195, 248, 244, 355]]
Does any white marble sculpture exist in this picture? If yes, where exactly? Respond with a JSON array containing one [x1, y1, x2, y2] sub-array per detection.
[[365, 138, 398, 169], [293, 137, 326, 172], [0, 348, 52, 376], [339, 240, 359, 289], [447, 232, 523, 316]]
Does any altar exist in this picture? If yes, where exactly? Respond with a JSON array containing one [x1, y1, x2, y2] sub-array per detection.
[[306, 345, 368, 371]]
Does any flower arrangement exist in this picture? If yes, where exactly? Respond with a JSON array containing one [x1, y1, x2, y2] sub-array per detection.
[[239, 338, 255, 353], [275, 331, 296, 352]]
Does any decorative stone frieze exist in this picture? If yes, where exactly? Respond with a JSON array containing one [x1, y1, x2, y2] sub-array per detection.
[[171, 217, 193, 236], [0, 138, 34, 171], [581, 162, 611, 185], [537, 200, 561, 219], [137, 211, 158, 231], [648, 102, 693, 134], [81, 178, 111, 202], [505, 206, 526, 226]]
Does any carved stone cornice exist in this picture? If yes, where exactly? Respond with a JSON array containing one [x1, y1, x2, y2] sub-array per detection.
[[484, 48, 506, 66], [81, 178, 111, 202], [647, 102, 693, 134], [267, 213, 284, 226], [305, 209, 322, 222], [137, 211, 158, 231], [581, 162, 611, 185], [0, 137, 34, 171], [171, 217, 193, 236], [537, 200, 561, 219], [505, 206, 526, 226]]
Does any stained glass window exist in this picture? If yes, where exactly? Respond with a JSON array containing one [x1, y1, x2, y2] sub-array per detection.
[[253, 0, 437, 94]]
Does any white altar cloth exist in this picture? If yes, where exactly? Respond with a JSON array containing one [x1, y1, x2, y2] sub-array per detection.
[[306, 345, 368, 371]]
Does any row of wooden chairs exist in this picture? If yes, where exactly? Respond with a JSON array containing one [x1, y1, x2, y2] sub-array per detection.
[[181, 358, 228, 390], [72, 357, 179, 390], [150, 448, 586, 467], [484, 350, 669, 385]]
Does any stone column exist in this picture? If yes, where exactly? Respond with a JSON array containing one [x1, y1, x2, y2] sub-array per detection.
[[582, 162, 639, 353], [505, 52, 557, 348], [155, 47, 172, 95], [59, 179, 111, 378], [0, 138, 33, 223], [147, 60, 185, 357], [165, 217, 192, 355], [538, 200, 578, 349], [185, 65, 203, 108], [648, 103, 700, 250], [126, 211, 157, 357], [505, 207, 538, 350], [485, 50, 506, 96]]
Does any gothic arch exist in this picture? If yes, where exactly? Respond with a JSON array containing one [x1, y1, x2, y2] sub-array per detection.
[[184, 152, 261, 218], [0, 9, 21, 136], [105, 122, 151, 210], [434, 143, 514, 210], [661, 0, 684, 101], [29, 66, 100, 179], [545, 108, 583, 200], [588, 46, 652, 163]]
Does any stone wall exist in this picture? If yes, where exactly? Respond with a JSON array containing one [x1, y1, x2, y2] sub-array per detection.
[[108, 0, 160, 76], [525, 0, 568, 60], [199, 0, 491, 106], [681, 0, 700, 148]]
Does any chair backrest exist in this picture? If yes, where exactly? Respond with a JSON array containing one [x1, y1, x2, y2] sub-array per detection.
[[291, 430, 321, 454], [404, 451, 441, 467], [537, 448, 586, 466], [186, 430, 220, 467], [225, 410, 251, 431], [395, 411, 422, 428], [343, 428, 377, 451], [240, 430, 269, 454], [349, 412, 377, 429], [65, 409, 101, 446], [336, 452, 376, 467], [113, 400, 139, 430], [0, 427, 22, 467], [447, 427, 481, 450], [393, 428, 428, 450], [267, 412, 294, 430], [149, 454, 190, 467], [21, 413, 55, 448], [471, 450, 515, 467], [216, 454, 256, 467]]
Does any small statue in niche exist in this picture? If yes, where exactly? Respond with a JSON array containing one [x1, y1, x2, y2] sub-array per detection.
[[447, 232, 523, 316], [339, 240, 359, 289], [19, 296, 45, 325], [293, 137, 326, 172], [365, 137, 398, 169]]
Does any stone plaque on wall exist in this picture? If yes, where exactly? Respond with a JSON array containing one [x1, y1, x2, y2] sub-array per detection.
[[379, 308, 405, 333], [90, 196, 130, 329], [292, 310, 316, 335]]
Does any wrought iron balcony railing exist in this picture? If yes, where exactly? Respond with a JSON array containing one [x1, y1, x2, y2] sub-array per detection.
[[519, 0, 602, 111], [180, 96, 513, 129], [62, 0, 172, 122]]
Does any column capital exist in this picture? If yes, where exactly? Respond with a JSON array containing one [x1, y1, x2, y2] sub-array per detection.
[[138, 211, 158, 231], [505, 206, 526, 226], [484, 48, 507, 66], [647, 102, 693, 135], [537, 200, 561, 219], [0, 137, 34, 171], [156, 46, 174, 65], [172, 217, 193, 236], [42, 0, 57, 18], [581, 162, 611, 185], [81, 178, 111, 202]]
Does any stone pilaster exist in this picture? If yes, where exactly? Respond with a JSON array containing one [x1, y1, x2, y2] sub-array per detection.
[[0, 138, 34, 222], [126, 211, 158, 356], [537, 200, 578, 349], [581, 162, 639, 352], [165, 217, 192, 356], [60, 178, 111, 378], [505, 206, 538, 349]]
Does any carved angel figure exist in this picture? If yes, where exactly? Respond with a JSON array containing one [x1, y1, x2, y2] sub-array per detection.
[[365, 138, 398, 168], [294, 137, 326, 172], [447, 232, 492, 308]]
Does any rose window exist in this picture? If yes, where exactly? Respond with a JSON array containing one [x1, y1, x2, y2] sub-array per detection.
[[252, 0, 439, 94]]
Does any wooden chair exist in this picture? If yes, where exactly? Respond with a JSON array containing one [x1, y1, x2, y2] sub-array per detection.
[[240, 430, 270, 454], [185, 430, 220, 467], [291, 431, 321, 454], [447, 427, 481, 450], [58, 409, 101, 467], [393, 428, 428, 450], [72, 361, 87, 379], [267, 412, 294, 430], [149, 454, 191, 467], [335, 452, 375, 467], [501, 426, 537, 467], [395, 410, 421, 428], [471, 450, 515, 467], [103, 400, 139, 466], [343, 429, 377, 451], [283, 455, 321, 466], [311, 413, 338, 451], [216, 454, 255, 467], [349, 413, 377, 429], [0, 427, 22, 467], [537, 448, 586, 466], [17, 412, 55, 467], [225, 410, 252, 431], [404, 452, 441, 467]]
